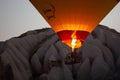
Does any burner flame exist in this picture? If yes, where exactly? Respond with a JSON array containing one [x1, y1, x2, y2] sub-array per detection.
[[71, 31, 81, 52]]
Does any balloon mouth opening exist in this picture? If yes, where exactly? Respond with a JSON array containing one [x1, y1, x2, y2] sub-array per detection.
[[57, 30, 90, 51]]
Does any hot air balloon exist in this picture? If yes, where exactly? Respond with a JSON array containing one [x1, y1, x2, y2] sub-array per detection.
[[30, 0, 118, 51]]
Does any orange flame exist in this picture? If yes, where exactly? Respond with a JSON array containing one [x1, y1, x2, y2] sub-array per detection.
[[71, 31, 81, 52]]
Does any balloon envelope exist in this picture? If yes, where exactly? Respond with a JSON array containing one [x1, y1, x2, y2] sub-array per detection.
[[30, 0, 117, 32]]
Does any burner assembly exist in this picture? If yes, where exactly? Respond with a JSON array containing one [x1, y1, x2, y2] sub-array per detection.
[[64, 49, 81, 64]]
